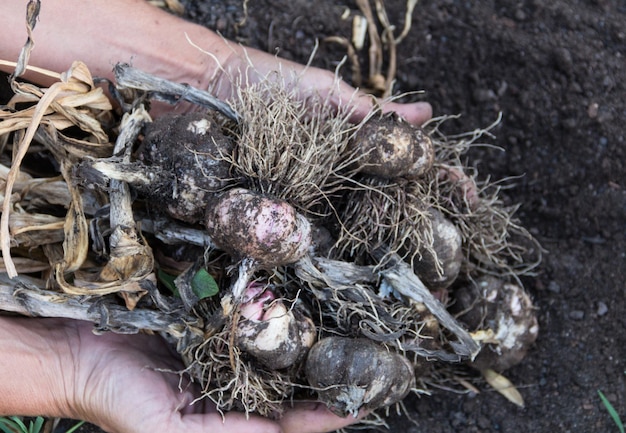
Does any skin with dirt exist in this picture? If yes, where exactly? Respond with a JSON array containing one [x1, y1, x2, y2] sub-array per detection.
[[11, 0, 624, 432]]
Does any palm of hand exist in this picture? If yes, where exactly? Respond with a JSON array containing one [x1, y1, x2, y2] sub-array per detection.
[[67, 323, 359, 433]]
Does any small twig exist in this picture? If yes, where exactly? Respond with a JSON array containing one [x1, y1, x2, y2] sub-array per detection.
[[0, 275, 195, 337], [324, 36, 363, 87], [396, 0, 419, 44], [230, 257, 258, 300], [376, 252, 481, 360], [355, 0, 384, 82], [109, 107, 151, 229], [228, 307, 241, 374], [374, 0, 397, 98], [113, 63, 240, 122], [138, 215, 215, 248], [226, 257, 258, 373], [295, 253, 480, 361], [12, 0, 40, 79], [0, 60, 61, 81], [81, 159, 165, 186]]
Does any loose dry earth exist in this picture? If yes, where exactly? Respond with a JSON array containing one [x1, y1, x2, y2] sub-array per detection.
[[6, 0, 626, 432]]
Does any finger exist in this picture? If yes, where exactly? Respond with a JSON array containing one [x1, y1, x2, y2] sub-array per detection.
[[381, 100, 433, 125], [309, 66, 432, 126], [178, 411, 282, 433], [278, 402, 368, 433], [347, 92, 433, 125]]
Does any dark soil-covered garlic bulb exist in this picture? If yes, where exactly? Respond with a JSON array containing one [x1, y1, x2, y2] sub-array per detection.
[[453, 277, 539, 371], [138, 112, 235, 223], [305, 337, 415, 417], [350, 112, 434, 179], [205, 188, 312, 267], [236, 283, 316, 370], [413, 209, 464, 291]]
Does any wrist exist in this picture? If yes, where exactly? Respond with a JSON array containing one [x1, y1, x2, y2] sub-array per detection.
[[5, 0, 232, 100]]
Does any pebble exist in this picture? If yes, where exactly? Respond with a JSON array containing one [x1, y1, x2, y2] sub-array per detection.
[[596, 301, 608, 316], [548, 281, 561, 294], [215, 17, 228, 32], [473, 88, 496, 102], [587, 102, 599, 118], [569, 310, 585, 320]]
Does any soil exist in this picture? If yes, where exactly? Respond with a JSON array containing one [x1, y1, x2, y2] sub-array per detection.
[[7, 0, 626, 432]]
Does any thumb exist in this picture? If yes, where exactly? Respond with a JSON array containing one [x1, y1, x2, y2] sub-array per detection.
[[278, 403, 369, 433], [347, 91, 433, 125], [380, 100, 433, 125], [177, 411, 283, 433]]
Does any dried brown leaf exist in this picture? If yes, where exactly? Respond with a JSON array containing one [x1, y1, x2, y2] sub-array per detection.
[[10, 213, 65, 236], [13, 0, 41, 79], [2, 76, 87, 275], [99, 229, 154, 282], [54, 262, 156, 297], [0, 257, 50, 274], [60, 195, 89, 273], [0, 59, 61, 82], [0, 110, 76, 136], [482, 368, 525, 407]]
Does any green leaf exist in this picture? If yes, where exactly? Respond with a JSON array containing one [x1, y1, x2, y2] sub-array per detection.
[[190, 268, 219, 299], [598, 390, 625, 433], [157, 268, 179, 296], [0, 418, 19, 433], [158, 267, 218, 300], [28, 417, 44, 433], [65, 420, 86, 433], [8, 418, 27, 433]]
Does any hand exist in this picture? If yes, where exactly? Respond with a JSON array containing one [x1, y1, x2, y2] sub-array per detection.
[[205, 44, 432, 125], [0, 0, 431, 126], [62, 320, 362, 433]]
